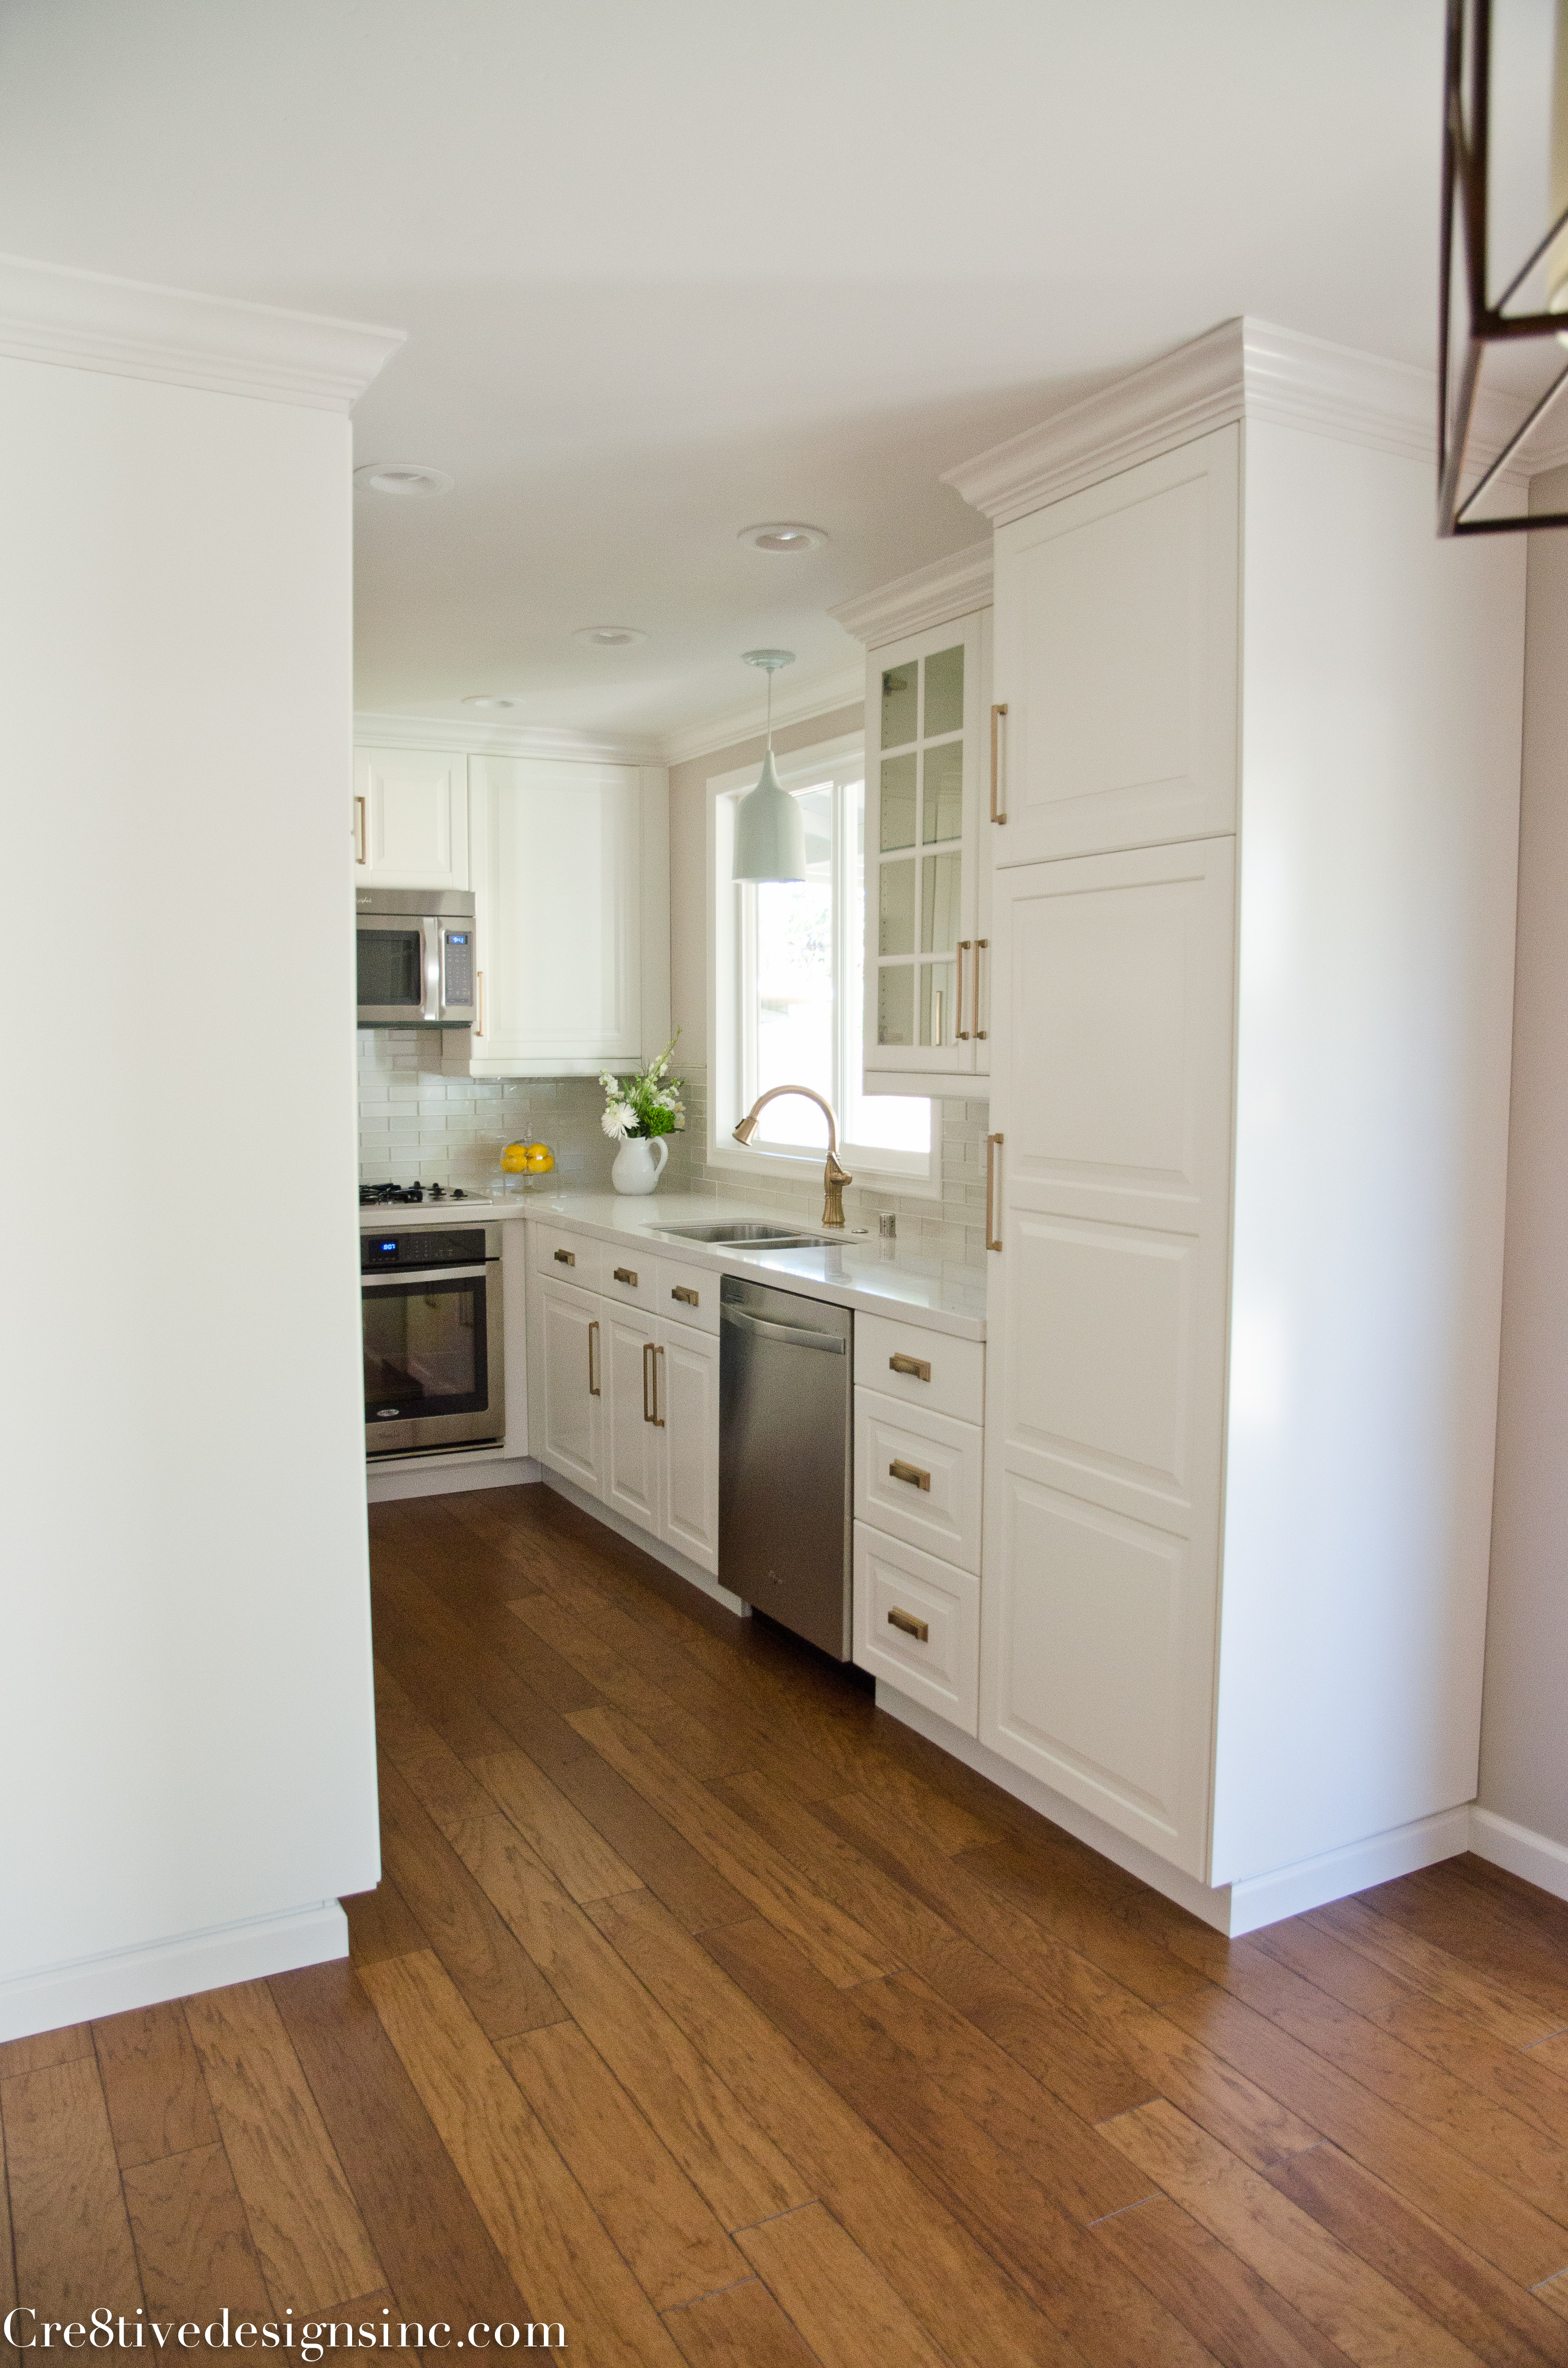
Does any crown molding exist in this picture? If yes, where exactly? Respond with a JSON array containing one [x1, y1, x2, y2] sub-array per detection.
[[354, 710, 663, 766], [829, 540, 994, 647], [660, 663, 865, 768], [943, 315, 1539, 525], [0, 253, 404, 412]]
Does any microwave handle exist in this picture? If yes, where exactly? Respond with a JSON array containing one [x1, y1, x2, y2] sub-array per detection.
[[421, 913, 442, 1025]]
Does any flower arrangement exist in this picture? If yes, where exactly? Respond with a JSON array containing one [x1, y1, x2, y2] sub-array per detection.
[[600, 1030, 685, 1140]]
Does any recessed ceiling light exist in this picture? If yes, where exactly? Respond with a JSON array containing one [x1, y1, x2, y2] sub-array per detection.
[[354, 462, 453, 498], [462, 695, 519, 709], [574, 625, 649, 647], [738, 522, 828, 554]]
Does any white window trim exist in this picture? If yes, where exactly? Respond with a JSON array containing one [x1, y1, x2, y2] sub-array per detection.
[[705, 732, 938, 1197]]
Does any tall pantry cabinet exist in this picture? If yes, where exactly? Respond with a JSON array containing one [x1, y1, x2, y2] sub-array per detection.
[[945, 319, 1527, 1931]]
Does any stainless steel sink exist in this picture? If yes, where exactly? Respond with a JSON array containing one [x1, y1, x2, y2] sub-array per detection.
[[652, 1220, 858, 1248]]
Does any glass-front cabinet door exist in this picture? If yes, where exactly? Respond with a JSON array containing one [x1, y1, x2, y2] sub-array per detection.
[[863, 610, 990, 1090]]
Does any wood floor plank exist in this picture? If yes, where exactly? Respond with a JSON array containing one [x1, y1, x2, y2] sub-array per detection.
[[543, 1749, 752, 1934], [568, 1706, 897, 1987], [121, 2142, 270, 2318], [270, 1958, 533, 2331], [358, 1949, 683, 2365], [1532, 2037, 1568, 2083], [184, 1978, 384, 2313], [1309, 1899, 1567, 2049], [2, 2054, 142, 2314], [1266, 2140, 1568, 2368], [92, 2004, 220, 2170], [1098, 2100, 1481, 2367], [0, 2098, 16, 2331], [589, 1887, 1088, 2368], [956, 1836, 1211, 2006], [662, 2276, 821, 2368], [499, 2020, 746, 2311], [736, 2201, 951, 2368], [1092, 2195, 1360, 2368], [1354, 1870, 1568, 2032], [703, 1913, 1222, 2368], [0, 2026, 93, 2079], [377, 1753, 569, 2038], [508, 1593, 766, 1784], [343, 1878, 430, 1968], [1538, 2275, 1568, 2325], [471, 1748, 646, 1903]]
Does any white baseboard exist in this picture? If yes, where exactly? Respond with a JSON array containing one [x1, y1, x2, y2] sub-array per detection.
[[874, 1683, 1471, 1936], [540, 1468, 750, 1619], [0, 1900, 348, 2045], [1470, 1805, 1568, 1904], [368, 1451, 540, 1502]]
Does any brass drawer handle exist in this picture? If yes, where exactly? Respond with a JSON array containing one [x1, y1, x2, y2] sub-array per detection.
[[613, 1267, 638, 1286], [588, 1319, 600, 1397], [974, 938, 988, 1040], [889, 1352, 931, 1382], [889, 1459, 931, 1492], [654, 1342, 666, 1427], [954, 939, 971, 1040], [671, 1284, 700, 1307], [990, 703, 1008, 824], [888, 1606, 929, 1643], [554, 1247, 576, 1266]]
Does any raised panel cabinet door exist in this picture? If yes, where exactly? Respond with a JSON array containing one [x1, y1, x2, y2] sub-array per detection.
[[991, 428, 1239, 866], [535, 1276, 604, 1497], [603, 1309, 662, 1537], [472, 755, 642, 1065], [659, 1319, 720, 1574], [980, 839, 1236, 1880], [354, 747, 470, 887], [862, 611, 989, 1092]]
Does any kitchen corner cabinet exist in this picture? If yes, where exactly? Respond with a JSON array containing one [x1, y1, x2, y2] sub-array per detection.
[[353, 746, 469, 887], [858, 612, 992, 1093], [464, 755, 671, 1078]]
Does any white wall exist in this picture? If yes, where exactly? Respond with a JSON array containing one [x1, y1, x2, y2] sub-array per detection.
[[1479, 462, 1568, 1851], [0, 317, 387, 2034]]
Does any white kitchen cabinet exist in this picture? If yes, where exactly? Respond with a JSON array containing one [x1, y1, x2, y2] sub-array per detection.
[[949, 318, 1527, 1927], [531, 1273, 604, 1498], [831, 551, 992, 1093], [603, 1307, 662, 1534], [353, 746, 469, 887], [660, 1319, 721, 1573], [466, 755, 670, 1078]]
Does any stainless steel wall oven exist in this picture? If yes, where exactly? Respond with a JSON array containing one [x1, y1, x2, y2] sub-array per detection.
[[362, 1224, 504, 1457]]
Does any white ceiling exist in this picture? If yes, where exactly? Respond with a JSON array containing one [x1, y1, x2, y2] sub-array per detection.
[[0, 0, 1482, 744]]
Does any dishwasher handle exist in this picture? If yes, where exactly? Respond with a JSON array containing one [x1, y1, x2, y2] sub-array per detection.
[[720, 1304, 847, 1355]]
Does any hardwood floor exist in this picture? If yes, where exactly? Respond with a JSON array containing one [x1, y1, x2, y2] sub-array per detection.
[[6, 1480, 1568, 2364]]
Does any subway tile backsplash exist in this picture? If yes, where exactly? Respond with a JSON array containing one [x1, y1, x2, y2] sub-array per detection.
[[357, 1037, 987, 1273]]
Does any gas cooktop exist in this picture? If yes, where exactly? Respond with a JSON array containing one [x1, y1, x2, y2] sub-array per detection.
[[358, 1182, 490, 1208]]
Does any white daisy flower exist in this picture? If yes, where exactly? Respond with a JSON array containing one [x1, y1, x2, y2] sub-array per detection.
[[600, 1101, 635, 1139]]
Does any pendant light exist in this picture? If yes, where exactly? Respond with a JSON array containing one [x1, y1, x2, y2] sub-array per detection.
[[732, 649, 806, 882]]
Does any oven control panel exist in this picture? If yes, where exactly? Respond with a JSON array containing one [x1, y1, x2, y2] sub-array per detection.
[[361, 1227, 488, 1272]]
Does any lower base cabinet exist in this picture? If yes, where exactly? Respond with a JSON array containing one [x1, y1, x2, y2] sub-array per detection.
[[853, 1523, 980, 1731]]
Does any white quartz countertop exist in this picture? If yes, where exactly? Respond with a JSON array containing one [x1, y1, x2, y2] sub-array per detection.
[[359, 1189, 988, 1342]]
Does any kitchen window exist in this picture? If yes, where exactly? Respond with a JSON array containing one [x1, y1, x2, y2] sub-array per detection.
[[709, 736, 933, 1186]]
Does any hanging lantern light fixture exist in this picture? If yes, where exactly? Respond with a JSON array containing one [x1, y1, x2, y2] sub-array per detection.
[[1440, 0, 1568, 533], [731, 649, 806, 883]]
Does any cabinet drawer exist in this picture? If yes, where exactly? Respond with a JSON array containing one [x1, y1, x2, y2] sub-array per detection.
[[854, 1388, 981, 1573], [531, 1225, 603, 1294], [600, 1251, 659, 1313], [653, 1258, 719, 1335], [853, 1524, 978, 1735], [855, 1311, 984, 1425]]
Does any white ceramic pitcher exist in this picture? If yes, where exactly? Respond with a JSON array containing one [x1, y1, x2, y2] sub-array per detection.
[[611, 1135, 669, 1196]]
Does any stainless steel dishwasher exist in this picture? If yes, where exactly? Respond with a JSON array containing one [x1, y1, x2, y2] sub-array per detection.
[[719, 1272, 853, 1657]]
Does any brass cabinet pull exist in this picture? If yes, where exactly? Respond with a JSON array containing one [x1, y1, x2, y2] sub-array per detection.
[[954, 939, 972, 1040], [642, 1339, 655, 1422], [554, 1247, 576, 1266], [973, 938, 988, 1040], [654, 1343, 666, 1427], [353, 793, 368, 864], [888, 1606, 929, 1643], [671, 1284, 699, 1307], [990, 703, 1008, 823], [889, 1352, 931, 1382], [613, 1267, 638, 1287], [642, 1340, 666, 1426], [476, 969, 485, 1038], [985, 1132, 1003, 1253], [588, 1319, 600, 1397], [889, 1458, 931, 1492]]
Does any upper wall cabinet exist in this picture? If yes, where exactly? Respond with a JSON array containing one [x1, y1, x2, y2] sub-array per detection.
[[990, 428, 1239, 866], [465, 755, 670, 1078], [831, 546, 993, 1097], [353, 746, 469, 888]]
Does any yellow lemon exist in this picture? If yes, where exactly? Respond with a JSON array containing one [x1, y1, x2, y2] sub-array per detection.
[[500, 1141, 531, 1173], [525, 1142, 555, 1172]]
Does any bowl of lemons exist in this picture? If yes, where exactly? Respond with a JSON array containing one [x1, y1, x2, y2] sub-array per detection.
[[500, 1140, 555, 1192]]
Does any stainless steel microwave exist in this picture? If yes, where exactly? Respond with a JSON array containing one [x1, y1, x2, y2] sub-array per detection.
[[356, 887, 476, 1027]]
